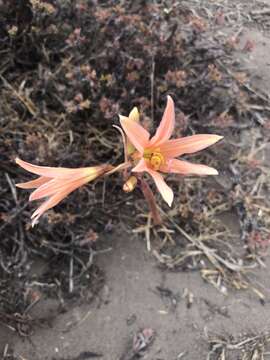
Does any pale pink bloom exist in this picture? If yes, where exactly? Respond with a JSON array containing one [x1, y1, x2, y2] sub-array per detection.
[[119, 96, 223, 207], [16, 158, 112, 226]]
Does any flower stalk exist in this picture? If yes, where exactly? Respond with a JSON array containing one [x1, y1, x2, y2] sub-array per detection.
[[139, 178, 162, 225]]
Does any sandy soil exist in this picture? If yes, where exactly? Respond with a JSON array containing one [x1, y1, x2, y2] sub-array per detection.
[[4, 229, 270, 360], [2, 2, 270, 360]]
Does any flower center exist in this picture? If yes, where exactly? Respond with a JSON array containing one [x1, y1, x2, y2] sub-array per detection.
[[143, 149, 165, 171]]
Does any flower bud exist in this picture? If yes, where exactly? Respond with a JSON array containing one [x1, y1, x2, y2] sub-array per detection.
[[127, 107, 140, 155], [123, 176, 137, 193]]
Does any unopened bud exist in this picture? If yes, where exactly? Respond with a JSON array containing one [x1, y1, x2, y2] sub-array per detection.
[[127, 107, 140, 155], [123, 176, 137, 193], [128, 107, 139, 123]]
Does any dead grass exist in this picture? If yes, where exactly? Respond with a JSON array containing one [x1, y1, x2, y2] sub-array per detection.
[[207, 330, 270, 360]]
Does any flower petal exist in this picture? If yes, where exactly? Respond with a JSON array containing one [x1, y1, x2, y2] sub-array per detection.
[[159, 134, 223, 158], [131, 159, 173, 206], [31, 190, 69, 227], [161, 158, 218, 175], [150, 95, 175, 147], [132, 159, 148, 172], [16, 176, 51, 189], [15, 158, 96, 179], [29, 165, 110, 201], [147, 169, 174, 207], [30, 176, 94, 226], [29, 176, 87, 201], [119, 115, 150, 154]]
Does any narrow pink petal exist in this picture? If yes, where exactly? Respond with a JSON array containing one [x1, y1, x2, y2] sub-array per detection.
[[131, 158, 174, 206], [31, 191, 69, 226], [29, 175, 90, 201], [161, 159, 218, 175], [29, 164, 111, 201], [30, 177, 91, 225], [132, 159, 148, 173], [149, 95, 175, 147], [159, 134, 223, 158], [119, 115, 150, 154], [16, 176, 51, 189], [147, 169, 174, 207], [16, 158, 92, 179]]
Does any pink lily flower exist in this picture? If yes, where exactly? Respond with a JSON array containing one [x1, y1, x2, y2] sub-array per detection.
[[119, 96, 223, 207], [15, 158, 112, 226]]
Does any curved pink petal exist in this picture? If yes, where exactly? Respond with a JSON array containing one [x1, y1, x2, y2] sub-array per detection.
[[119, 115, 150, 154], [150, 95, 175, 147], [161, 159, 218, 175], [147, 169, 174, 207], [29, 164, 110, 201], [30, 177, 91, 226], [16, 176, 51, 189], [132, 159, 148, 173], [16, 158, 93, 179], [31, 191, 69, 226], [159, 134, 223, 158], [29, 175, 90, 201]]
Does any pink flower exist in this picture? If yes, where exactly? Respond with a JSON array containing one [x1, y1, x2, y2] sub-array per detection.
[[119, 96, 223, 206], [16, 158, 112, 226]]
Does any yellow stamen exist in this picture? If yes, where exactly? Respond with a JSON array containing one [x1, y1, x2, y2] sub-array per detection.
[[143, 149, 165, 171]]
